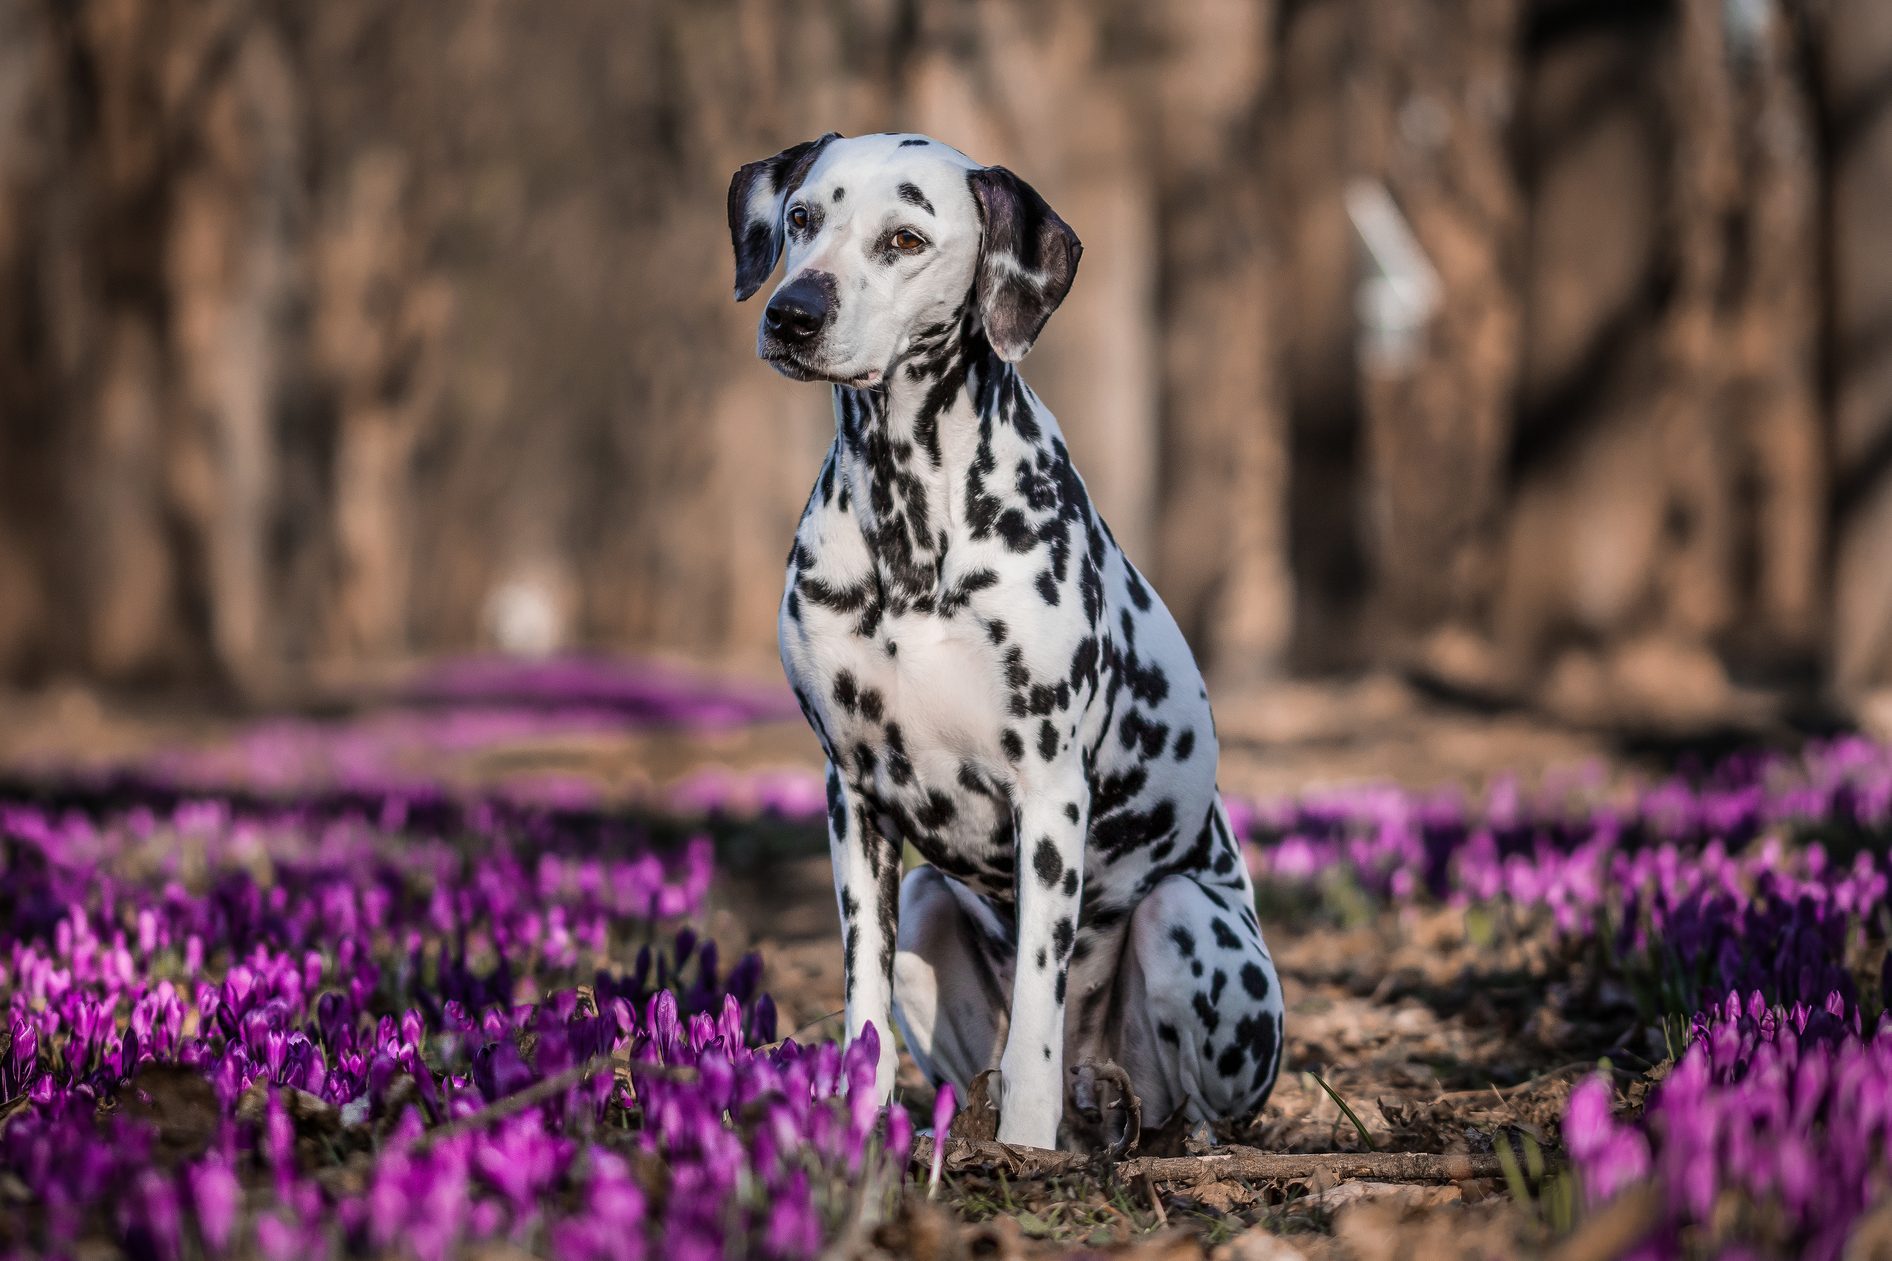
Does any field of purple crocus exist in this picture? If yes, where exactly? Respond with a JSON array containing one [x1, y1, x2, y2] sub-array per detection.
[[1, 660, 1889, 1259], [1246, 740, 1892, 1258]]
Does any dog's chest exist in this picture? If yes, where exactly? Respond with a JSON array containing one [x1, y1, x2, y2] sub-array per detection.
[[785, 600, 1011, 791]]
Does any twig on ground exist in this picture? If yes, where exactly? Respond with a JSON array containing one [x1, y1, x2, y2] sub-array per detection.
[[409, 1055, 696, 1151], [752, 1009, 845, 1054], [1142, 1170, 1168, 1226], [912, 1137, 1534, 1188], [411, 1057, 610, 1152]]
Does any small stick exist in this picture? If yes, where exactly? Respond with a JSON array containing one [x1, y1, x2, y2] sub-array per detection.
[[1142, 1170, 1168, 1227], [409, 1055, 696, 1152], [411, 1057, 610, 1152], [912, 1138, 1529, 1187]]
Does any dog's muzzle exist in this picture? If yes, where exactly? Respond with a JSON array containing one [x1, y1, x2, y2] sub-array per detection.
[[762, 272, 835, 352]]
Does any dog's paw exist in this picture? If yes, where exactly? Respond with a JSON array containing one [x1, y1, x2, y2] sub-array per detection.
[[1066, 1057, 1141, 1159]]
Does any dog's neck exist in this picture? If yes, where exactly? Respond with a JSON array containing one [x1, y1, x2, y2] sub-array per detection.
[[829, 320, 1027, 601]]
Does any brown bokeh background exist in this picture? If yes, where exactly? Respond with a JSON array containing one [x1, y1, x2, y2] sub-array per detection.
[[2, 0, 1889, 733]]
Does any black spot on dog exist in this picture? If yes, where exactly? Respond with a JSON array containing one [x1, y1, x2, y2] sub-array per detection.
[[826, 772, 848, 840], [1038, 720, 1059, 760], [1053, 917, 1075, 959], [896, 182, 936, 215], [1033, 838, 1064, 887], [1064, 802, 1080, 823], [1124, 565, 1153, 612], [1118, 710, 1171, 759], [1192, 991, 1221, 1035], [859, 689, 885, 723], [1174, 729, 1196, 761], [940, 567, 999, 614], [1239, 1011, 1281, 1097], [996, 508, 1034, 552], [1157, 1022, 1180, 1046], [885, 724, 914, 785], [1216, 1042, 1246, 1078], [799, 573, 872, 614], [1000, 729, 1025, 762], [1211, 919, 1240, 951], [1054, 969, 1068, 1004], [1005, 646, 1030, 691], [1169, 925, 1196, 957], [988, 619, 1008, 644], [1240, 963, 1272, 1001], [1093, 796, 1175, 860], [898, 137, 929, 148], [833, 671, 859, 714], [918, 790, 957, 830], [1062, 869, 1078, 897], [833, 187, 845, 201]]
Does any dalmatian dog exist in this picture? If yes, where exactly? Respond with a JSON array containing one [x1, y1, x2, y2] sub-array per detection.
[[729, 131, 1284, 1151]]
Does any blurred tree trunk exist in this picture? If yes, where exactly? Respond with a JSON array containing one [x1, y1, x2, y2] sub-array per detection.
[[1348, 0, 1523, 668], [3, 0, 306, 693], [164, 0, 302, 696], [1726, 0, 1823, 672], [1646, 0, 1743, 655], [0, 0, 59, 674], [1607, 0, 1822, 709], [1822, 0, 1892, 696], [1145, 0, 1294, 685]]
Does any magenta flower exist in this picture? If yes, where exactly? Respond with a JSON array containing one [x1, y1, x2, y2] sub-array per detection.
[[929, 1083, 957, 1194]]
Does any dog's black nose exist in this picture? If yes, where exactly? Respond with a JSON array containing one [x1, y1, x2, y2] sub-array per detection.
[[764, 275, 833, 344]]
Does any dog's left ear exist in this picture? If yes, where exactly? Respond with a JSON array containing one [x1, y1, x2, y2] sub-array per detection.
[[967, 166, 1083, 361], [728, 132, 841, 301]]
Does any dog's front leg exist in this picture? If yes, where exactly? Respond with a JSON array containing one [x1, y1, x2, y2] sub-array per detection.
[[825, 763, 901, 1100], [996, 784, 1088, 1148]]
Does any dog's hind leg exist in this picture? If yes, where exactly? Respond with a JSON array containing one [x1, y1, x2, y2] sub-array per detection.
[[891, 865, 1012, 1095], [1113, 873, 1284, 1129]]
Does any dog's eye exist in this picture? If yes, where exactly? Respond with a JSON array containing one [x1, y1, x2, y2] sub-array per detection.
[[787, 205, 809, 230], [891, 228, 927, 253]]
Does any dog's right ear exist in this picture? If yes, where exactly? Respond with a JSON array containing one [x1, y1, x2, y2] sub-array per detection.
[[728, 133, 841, 301]]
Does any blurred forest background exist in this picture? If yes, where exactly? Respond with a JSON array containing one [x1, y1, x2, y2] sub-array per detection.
[[1, 0, 1890, 733]]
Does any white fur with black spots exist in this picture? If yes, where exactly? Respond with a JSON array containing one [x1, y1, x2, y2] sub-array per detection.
[[729, 131, 1284, 1150]]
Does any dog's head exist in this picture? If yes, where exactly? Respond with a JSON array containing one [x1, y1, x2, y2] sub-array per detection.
[[728, 132, 1081, 386]]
